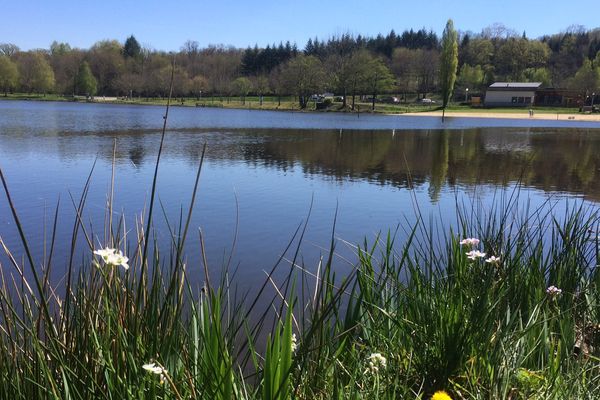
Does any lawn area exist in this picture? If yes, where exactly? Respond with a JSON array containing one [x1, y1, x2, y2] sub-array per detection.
[[0, 92, 591, 117]]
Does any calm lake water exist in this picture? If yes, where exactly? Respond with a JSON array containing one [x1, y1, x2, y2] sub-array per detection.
[[1, 100, 600, 288]]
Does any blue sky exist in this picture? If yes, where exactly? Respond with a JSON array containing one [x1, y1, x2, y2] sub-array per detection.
[[2, 0, 598, 51]]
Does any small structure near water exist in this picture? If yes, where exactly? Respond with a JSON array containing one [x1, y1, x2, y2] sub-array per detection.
[[484, 82, 542, 107]]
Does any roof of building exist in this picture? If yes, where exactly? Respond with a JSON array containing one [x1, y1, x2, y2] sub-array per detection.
[[488, 82, 542, 90]]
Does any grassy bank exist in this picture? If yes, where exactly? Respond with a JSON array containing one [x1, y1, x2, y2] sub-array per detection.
[[0, 92, 585, 116]]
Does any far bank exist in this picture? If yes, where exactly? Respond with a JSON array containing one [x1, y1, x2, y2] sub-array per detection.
[[1, 93, 600, 123]]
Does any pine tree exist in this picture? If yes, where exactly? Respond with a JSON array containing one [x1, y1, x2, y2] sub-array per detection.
[[123, 35, 141, 59]]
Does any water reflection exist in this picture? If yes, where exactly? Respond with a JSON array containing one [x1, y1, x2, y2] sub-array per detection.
[[238, 128, 600, 202], [3, 126, 600, 201]]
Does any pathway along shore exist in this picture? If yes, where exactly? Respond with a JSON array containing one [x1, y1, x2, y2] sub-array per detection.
[[403, 110, 600, 122]]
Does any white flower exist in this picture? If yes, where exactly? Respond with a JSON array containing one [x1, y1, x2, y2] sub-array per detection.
[[94, 247, 115, 260], [366, 352, 387, 374], [107, 251, 129, 270], [142, 363, 164, 375], [291, 333, 298, 352], [466, 250, 486, 260], [460, 238, 480, 247], [94, 247, 129, 270], [485, 256, 501, 265], [546, 285, 562, 298], [143, 362, 166, 384]]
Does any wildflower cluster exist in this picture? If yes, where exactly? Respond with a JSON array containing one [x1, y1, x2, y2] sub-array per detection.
[[546, 285, 562, 298], [459, 238, 480, 247], [142, 362, 167, 384], [466, 249, 486, 260], [461, 237, 502, 264], [366, 352, 387, 374], [485, 255, 501, 265], [93, 247, 129, 270]]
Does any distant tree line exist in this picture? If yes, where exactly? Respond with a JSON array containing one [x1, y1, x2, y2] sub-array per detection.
[[1, 25, 600, 107]]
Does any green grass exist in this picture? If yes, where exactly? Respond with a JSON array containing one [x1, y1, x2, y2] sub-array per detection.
[[3, 92, 585, 115], [1, 95, 600, 399]]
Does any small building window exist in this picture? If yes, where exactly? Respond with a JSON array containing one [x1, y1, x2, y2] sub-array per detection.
[[518, 97, 525, 103], [525, 97, 531, 104], [512, 97, 518, 103]]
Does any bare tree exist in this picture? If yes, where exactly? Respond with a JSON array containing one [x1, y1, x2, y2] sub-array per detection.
[[0, 43, 20, 57]]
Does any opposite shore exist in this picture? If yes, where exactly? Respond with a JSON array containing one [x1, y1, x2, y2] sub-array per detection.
[[2, 94, 600, 122]]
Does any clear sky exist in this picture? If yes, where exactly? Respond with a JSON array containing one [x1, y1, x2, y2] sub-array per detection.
[[2, 0, 598, 51]]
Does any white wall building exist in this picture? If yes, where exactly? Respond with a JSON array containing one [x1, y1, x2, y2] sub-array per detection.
[[484, 82, 542, 107]]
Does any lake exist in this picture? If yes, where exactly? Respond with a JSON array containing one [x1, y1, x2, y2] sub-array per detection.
[[1, 100, 600, 289]]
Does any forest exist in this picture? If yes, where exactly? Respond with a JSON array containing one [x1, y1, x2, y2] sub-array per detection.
[[1, 23, 600, 108]]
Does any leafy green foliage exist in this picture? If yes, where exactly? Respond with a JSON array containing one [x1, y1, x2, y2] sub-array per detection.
[[0, 55, 19, 95], [76, 61, 97, 97], [439, 19, 458, 109], [124, 35, 142, 59], [17, 52, 55, 93]]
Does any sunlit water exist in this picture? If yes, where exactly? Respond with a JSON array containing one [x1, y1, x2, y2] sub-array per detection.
[[1, 100, 600, 290]]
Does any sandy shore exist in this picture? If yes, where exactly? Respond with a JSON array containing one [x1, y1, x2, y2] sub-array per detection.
[[403, 110, 600, 122]]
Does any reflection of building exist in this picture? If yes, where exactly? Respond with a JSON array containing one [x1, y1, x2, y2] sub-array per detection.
[[484, 82, 542, 107], [534, 88, 582, 107]]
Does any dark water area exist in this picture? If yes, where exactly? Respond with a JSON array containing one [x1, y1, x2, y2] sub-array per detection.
[[1, 100, 600, 290]]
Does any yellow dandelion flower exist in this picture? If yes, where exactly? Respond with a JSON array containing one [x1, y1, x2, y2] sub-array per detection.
[[431, 390, 452, 400]]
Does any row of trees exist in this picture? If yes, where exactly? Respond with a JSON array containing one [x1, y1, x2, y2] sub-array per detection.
[[1, 24, 600, 105]]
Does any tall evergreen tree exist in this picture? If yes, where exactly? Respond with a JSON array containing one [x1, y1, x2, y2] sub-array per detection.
[[123, 35, 141, 58], [439, 19, 459, 118]]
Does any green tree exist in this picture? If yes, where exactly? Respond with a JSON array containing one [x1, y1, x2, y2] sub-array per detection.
[[123, 35, 141, 59], [18, 52, 55, 94], [457, 63, 484, 93], [365, 57, 395, 110], [326, 52, 358, 108], [495, 38, 549, 81], [281, 55, 325, 108], [50, 45, 83, 95], [439, 19, 459, 115], [0, 55, 19, 96], [76, 61, 97, 97], [89, 40, 125, 95], [252, 75, 270, 105], [461, 38, 493, 67], [523, 67, 551, 86], [346, 49, 373, 109], [569, 58, 600, 95], [231, 76, 252, 104], [50, 41, 72, 56]]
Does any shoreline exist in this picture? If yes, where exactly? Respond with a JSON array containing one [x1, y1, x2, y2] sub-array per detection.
[[402, 110, 600, 122], [2, 96, 600, 122]]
